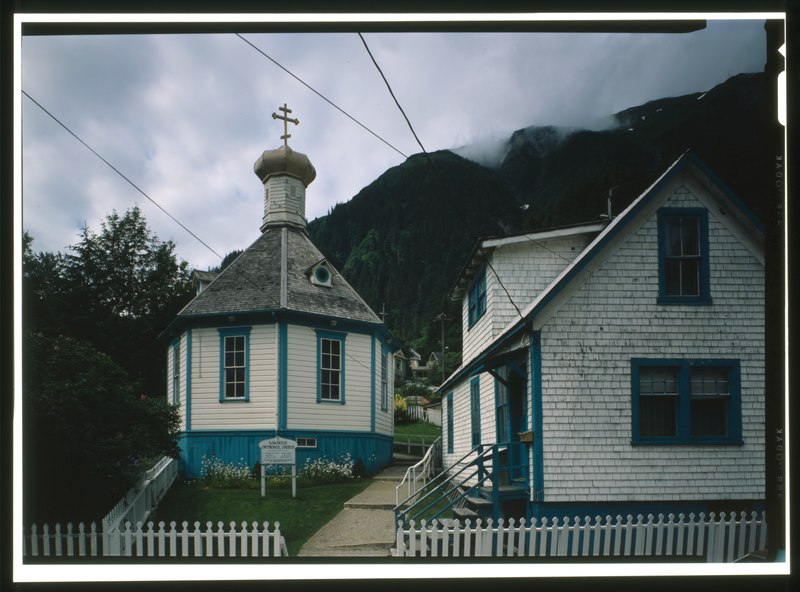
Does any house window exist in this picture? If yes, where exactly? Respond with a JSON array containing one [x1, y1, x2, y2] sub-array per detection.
[[467, 269, 487, 328], [317, 330, 346, 403], [631, 359, 741, 445], [380, 350, 389, 411], [495, 367, 510, 443], [470, 377, 481, 446], [171, 340, 180, 404], [446, 392, 454, 454], [296, 437, 317, 448], [218, 328, 250, 402], [658, 208, 711, 304]]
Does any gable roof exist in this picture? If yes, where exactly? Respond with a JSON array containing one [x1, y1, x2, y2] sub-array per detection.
[[162, 226, 382, 338], [439, 151, 764, 393]]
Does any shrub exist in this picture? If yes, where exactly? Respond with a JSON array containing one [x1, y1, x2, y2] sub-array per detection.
[[200, 456, 254, 489], [298, 453, 355, 484]]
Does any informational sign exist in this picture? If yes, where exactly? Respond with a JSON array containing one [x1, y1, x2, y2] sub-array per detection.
[[259, 436, 297, 465], [259, 436, 298, 498]]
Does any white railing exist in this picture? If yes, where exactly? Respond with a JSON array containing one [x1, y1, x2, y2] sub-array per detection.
[[101, 456, 178, 552], [394, 511, 767, 561], [396, 437, 442, 506], [23, 520, 288, 558]]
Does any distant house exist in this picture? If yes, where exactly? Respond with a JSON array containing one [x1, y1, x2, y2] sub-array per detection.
[[439, 152, 765, 520], [394, 349, 409, 385], [191, 270, 218, 296], [160, 118, 398, 478]]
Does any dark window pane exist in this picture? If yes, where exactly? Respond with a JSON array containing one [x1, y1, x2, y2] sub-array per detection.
[[321, 370, 330, 385], [665, 219, 681, 256], [665, 259, 681, 295], [234, 383, 244, 398], [682, 218, 699, 256], [234, 352, 244, 367], [235, 368, 245, 383], [640, 396, 677, 437], [330, 340, 340, 356], [225, 352, 234, 367], [681, 260, 700, 295], [692, 398, 727, 436], [226, 382, 235, 397], [329, 384, 339, 400]]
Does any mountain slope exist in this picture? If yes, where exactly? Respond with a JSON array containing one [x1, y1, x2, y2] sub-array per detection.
[[309, 72, 768, 360]]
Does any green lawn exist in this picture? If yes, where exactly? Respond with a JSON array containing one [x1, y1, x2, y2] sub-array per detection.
[[150, 477, 373, 556], [394, 420, 441, 443]]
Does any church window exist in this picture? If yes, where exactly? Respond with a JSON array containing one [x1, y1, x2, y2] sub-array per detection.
[[218, 327, 250, 402], [317, 330, 346, 403]]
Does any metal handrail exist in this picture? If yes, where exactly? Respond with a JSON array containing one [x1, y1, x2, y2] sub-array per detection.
[[395, 437, 442, 506], [394, 444, 493, 525]]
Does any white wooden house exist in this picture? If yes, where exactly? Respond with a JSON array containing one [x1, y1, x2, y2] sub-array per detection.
[[438, 152, 765, 521], [160, 117, 397, 478]]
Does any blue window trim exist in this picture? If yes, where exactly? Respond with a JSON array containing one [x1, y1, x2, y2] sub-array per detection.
[[631, 358, 742, 445], [446, 392, 454, 454], [218, 327, 251, 403], [171, 338, 180, 405], [316, 329, 346, 404], [467, 269, 487, 328], [370, 336, 376, 432], [470, 377, 481, 446], [657, 207, 712, 305]]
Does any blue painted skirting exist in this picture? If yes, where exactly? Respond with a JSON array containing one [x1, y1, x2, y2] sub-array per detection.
[[176, 430, 393, 479]]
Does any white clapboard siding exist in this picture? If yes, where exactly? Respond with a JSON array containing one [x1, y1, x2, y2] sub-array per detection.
[[285, 325, 372, 431], [394, 511, 767, 561], [189, 325, 278, 430]]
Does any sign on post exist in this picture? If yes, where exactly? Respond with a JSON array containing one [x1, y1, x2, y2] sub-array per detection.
[[259, 437, 298, 498]]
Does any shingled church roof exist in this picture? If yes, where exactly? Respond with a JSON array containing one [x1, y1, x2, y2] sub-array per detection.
[[176, 226, 381, 324]]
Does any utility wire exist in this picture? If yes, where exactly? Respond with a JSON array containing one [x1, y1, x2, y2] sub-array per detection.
[[21, 90, 274, 296], [357, 33, 430, 163], [23, 89, 225, 263], [235, 33, 408, 160]]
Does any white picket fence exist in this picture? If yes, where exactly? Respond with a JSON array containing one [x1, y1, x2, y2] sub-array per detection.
[[101, 456, 178, 551], [23, 520, 288, 558], [394, 511, 767, 562]]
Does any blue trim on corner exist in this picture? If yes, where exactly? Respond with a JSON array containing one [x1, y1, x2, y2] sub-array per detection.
[[185, 330, 192, 431], [530, 331, 544, 505], [370, 335, 376, 432], [278, 321, 288, 430]]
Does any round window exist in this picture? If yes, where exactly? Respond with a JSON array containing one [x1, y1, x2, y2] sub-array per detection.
[[315, 266, 330, 283]]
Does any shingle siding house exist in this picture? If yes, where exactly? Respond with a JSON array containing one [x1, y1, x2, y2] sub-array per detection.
[[161, 120, 397, 478], [439, 152, 765, 520]]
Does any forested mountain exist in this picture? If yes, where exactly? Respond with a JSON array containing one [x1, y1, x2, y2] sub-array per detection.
[[308, 72, 769, 364]]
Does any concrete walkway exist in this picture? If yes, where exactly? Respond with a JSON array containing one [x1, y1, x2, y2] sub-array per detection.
[[296, 463, 411, 557]]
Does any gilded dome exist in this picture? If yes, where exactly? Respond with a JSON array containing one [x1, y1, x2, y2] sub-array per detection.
[[254, 145, 316, 187]]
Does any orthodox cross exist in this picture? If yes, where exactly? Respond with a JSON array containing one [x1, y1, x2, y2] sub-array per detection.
[[272, 103, 300, 147]]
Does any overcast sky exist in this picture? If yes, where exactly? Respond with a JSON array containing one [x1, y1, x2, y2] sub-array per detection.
[[19, 16, 769, 271]]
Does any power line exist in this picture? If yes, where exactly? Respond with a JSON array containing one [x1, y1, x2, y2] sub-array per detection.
[[22, 90, 225, 263], [21, 90, 271, 296], [357, 33, 430, 163], [235, 33, 408, 160]]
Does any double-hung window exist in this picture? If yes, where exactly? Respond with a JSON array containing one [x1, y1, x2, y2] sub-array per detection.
[[467, 269, 487, 328], [380, 349, 389, 411], [317, 330, 345, 403], [470, 377, 482, 446], [657, 208, 711, 304], [631, 359, 741, 445], [219, 328, 250, 402]]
